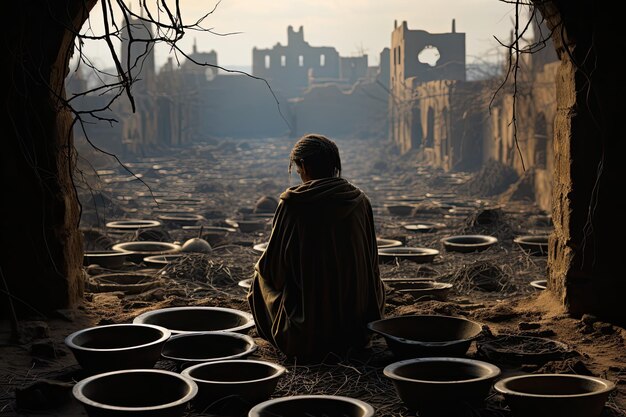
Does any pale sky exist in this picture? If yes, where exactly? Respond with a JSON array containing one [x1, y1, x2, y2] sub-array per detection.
[[78, 0, 520, 72]]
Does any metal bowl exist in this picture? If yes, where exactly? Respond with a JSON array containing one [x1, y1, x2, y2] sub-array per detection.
[[111, 241, 182, 263], [143, 254, 185, 268], [514, 235, 550, 256], [85, 272, 162, 295], [161, 331, 257, 369], [72, 369, 197, 417], [65, 323, 171, 373], [133, 306, 255, 335], [105, 219, 161, 231], [384, 357, 501, 415], [403, 222, 446, 233], [382, 279, 453, 301], [441, 235, 498, 253], [376, 238, 404, 249], [249, 395, 375, 417], [494, 374, 616, 417], [367, 315, 484, 359], [378, 247, 439, 264], [181, 359, 286, 411], [82, 250, 128, 269]]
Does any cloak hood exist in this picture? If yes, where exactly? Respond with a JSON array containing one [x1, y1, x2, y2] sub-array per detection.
[[279, 177, 365, 220]]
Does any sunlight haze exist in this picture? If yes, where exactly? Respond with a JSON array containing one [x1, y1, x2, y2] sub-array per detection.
[[79, 0, 517, 72]]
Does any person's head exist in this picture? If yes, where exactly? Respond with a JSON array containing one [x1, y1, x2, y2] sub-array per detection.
[[288, 133, 342, 182]]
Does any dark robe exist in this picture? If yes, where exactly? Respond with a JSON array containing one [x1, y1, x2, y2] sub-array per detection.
[[248, 177, 385, 362]]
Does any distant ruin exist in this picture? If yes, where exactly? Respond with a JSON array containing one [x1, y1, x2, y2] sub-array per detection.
[[69, 19, 558, 212]]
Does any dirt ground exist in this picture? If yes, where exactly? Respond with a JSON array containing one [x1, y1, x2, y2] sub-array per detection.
[[1, 136, 624, 417]]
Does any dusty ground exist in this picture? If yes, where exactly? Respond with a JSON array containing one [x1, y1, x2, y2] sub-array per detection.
[[1, 136, 624, 416]]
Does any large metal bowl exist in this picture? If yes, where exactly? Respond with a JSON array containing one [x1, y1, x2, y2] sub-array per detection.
[[65, 323, 171, 374], [249, 395, 375, 417], [133, 306, 255, 335], [494, 374, 616, 417], [367, 315, 484, 359], [384, 357, 501, 415], [181, 359, 286, 411], [160, 331, 257, 369], [72, 369, 197, 417]]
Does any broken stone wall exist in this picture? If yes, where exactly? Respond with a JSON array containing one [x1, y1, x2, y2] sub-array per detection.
[[252, 26, 341, 99]]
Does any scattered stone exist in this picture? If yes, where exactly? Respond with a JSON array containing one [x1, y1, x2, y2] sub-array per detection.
[[579, 324, 595, 335], [581, 314, 598, 325]]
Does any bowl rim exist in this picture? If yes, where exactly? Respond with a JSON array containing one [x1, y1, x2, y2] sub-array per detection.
[[143, 253, 185, 264], [403, 222, 446, 231], [112, 241, 182, 253], [83, 250, 128, 257], [441, 235, 498, 246], [65, 323, 172, 352], [248, 394, 375, 417], [182, 225, 237, 233], [157, 213, 205, 221], [105, 219, 162, 229], [384, 280, 453, 290], [161, 331, 257, 362], [383, 357, 501, 384], [376, 238, 404, 248], [367, 314, 484, 346], [493, 373, 616, 398], [378, 247, 440, 256], [181, 359, 287, 384], [513, 235, 550, 244], [132, 306, 255, 334], [72, 369, 198, 411], [530, 279, 547, 290]]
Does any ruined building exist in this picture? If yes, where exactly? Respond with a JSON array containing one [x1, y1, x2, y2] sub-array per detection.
[[389, 19, 558, 212]]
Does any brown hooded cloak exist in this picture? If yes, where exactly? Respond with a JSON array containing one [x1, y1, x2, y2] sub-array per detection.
[[248, 177, 385, 361]]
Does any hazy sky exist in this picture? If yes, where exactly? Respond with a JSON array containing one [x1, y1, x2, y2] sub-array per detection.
[[79, 0, 520, 72]]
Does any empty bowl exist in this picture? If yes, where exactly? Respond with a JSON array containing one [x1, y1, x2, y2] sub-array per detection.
[[249, 395, 375, 417], [378, 247, 439, 264], [376, 238, 403, 249], [111, 241, 182, 263], [105, 219, 161, 231], [514, 235, 550, 256], [133, 306, 255, 335], [181, 359, 286, 410], [83, 250, 128, 269], [85, 272, 162, 295], [143, 254, 185, 268], [385, 204, 415, 216], [367, 315, 484, 359], [403, 222, 446, 233], [384, 357, 501, 415], [441, 235, 498, 253], [65, 323, 171, 373], [494, 373, 616, 417], [161, 331, 257, 368], [382, 279, 453, 301], [157, 213, 205, 227], [72, 369, 197, 417]]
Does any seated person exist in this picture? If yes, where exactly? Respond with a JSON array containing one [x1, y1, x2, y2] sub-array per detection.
[[247, 133, 385, 362]]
